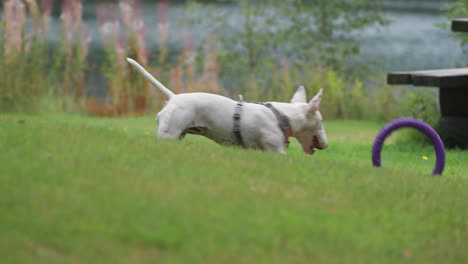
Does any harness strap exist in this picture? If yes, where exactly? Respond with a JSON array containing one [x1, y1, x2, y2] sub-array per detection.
[[232, 100, 292, 148], [261, 103, 292, 147], [233, 100, 246, 147]]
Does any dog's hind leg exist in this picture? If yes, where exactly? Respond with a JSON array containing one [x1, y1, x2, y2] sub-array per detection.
[[157, 117, 186, 139], [157, 126, 183, 139], [156, 107, 195, 139]]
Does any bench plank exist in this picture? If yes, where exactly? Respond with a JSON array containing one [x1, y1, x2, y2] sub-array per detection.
[[387, 68, 468, 88], [452, 19, 468, 32]]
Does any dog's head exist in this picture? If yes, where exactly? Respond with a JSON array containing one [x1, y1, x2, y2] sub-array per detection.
[[290, 86, 328, 154]]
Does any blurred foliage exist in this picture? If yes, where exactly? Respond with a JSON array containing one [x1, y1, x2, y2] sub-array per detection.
[[0, 0, 443, 126], [181, 0, 387, 95], [396, 90, 441, 145], [441, 0, 468, 53]]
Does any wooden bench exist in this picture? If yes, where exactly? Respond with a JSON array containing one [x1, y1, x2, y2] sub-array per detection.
[[452, 19, 468, 32], [387, 19, 468, 149]]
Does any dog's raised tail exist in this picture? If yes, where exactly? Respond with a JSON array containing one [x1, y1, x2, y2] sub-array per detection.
[[126, 58, 175, 99]]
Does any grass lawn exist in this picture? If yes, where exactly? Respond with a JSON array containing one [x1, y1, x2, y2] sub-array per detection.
[[0, 113, 467, 263]]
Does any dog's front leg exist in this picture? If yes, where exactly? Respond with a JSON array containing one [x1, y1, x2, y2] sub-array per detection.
[[261, 142, 286, 154]]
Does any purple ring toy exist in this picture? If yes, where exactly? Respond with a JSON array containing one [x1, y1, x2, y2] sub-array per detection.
[[372, 118, 445, 175]]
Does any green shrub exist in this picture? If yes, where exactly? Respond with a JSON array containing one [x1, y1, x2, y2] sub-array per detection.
[[395, 90, 440, 145]]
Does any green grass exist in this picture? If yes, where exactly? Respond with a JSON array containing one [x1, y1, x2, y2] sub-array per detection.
[[0, 114, 467, 263]]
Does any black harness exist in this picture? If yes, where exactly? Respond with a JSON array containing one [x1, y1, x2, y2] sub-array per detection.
[[232, 100, 291, 148], [233, 100, 246, 147]]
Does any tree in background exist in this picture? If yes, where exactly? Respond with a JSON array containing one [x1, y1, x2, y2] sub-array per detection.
[[182, 0, 386, 96], [442, 0, 468, 53]]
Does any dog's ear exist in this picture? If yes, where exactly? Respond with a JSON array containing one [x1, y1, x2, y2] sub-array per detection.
[[290, 86, 307, 104], [307, 88, 323, 113]]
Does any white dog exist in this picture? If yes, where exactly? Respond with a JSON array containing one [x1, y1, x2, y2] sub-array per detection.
[[127, 58, 328, 154]]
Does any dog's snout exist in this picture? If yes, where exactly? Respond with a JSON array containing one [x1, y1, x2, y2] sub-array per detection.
[[316, 143, 327, 150], [313, 136, 328, 150]]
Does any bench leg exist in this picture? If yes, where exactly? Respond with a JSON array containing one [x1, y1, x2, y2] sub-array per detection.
[[438, 116, 468, 149], [439, 87, 468, 116], [437, 87, 468, 149]]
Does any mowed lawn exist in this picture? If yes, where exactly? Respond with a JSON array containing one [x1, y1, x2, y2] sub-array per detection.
[[0, 114, 467, 263]]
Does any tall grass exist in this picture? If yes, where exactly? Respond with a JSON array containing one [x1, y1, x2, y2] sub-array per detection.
[[0, 0, 50, 112], [58, 0, 88, 100], [0, 0, 87, 113], [0, 0, 439, 124]]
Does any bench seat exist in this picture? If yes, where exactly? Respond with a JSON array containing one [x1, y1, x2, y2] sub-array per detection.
[[387, 68, 468, 88], [452, 19, 468, 32]]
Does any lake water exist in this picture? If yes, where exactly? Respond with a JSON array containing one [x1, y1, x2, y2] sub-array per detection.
[[360, 10, 466, 71]]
